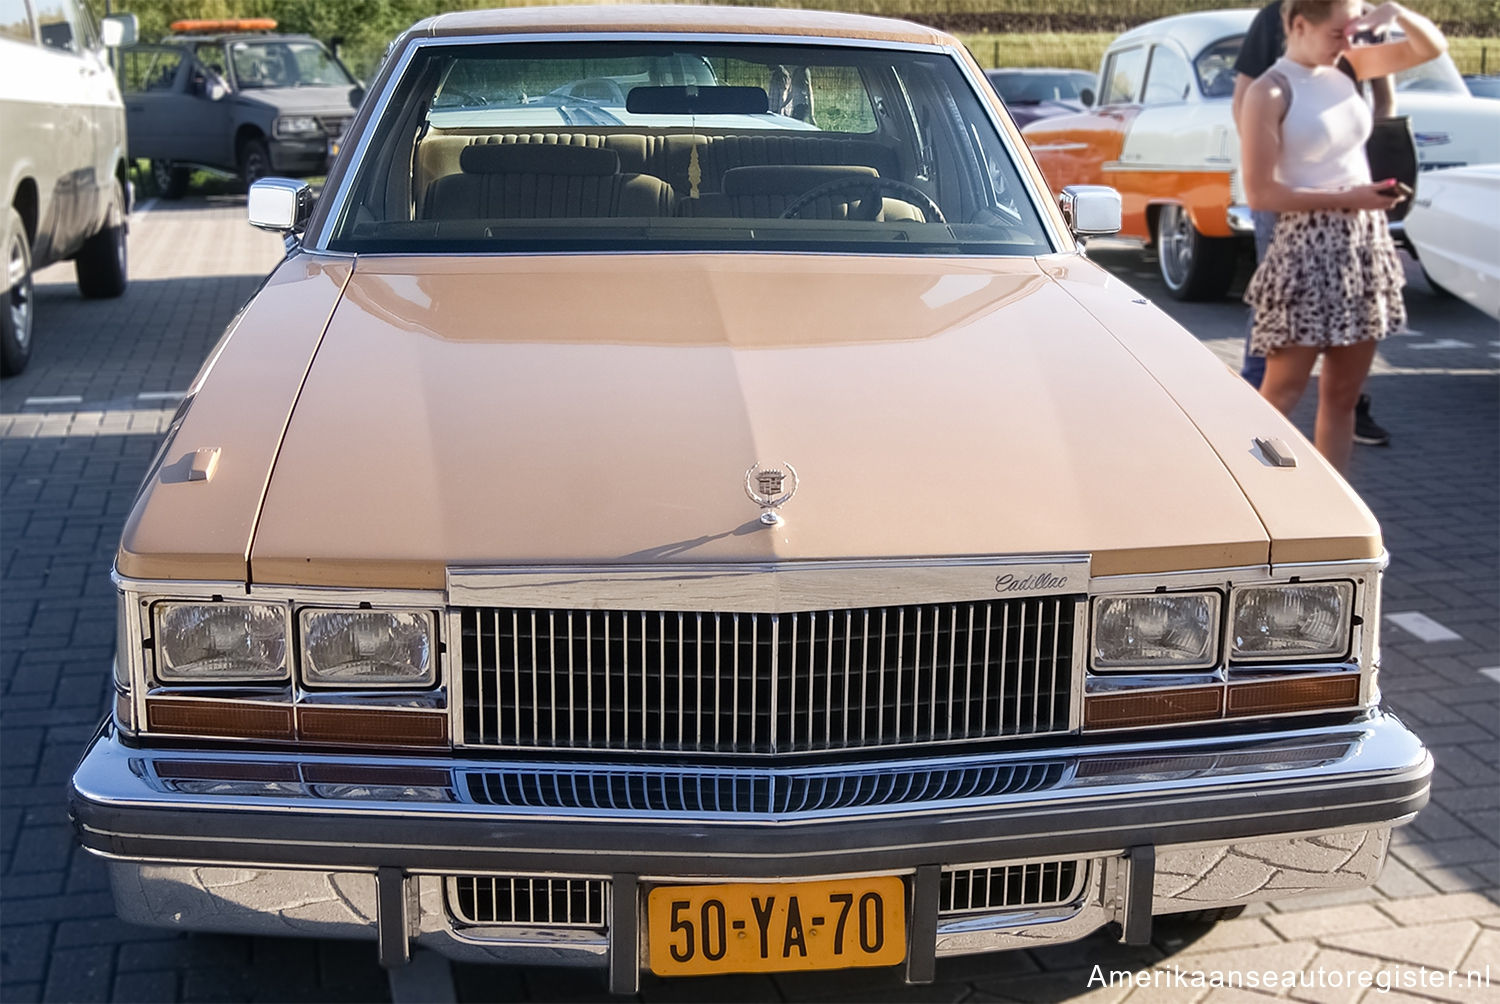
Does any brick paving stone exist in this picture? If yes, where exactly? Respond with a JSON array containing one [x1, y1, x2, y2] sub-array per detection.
[[1393, 838, 1500, 871], [1191, 989, 1282, 1003], [8, 823, 74, 873], [1263, 906, 1395, 943], [1155, 918, 1284, 955], [1422, 868, 1494, 894], [1320, 920, 1482, 972], [111, 970, 180, 1003], [1288, 949, 1407, 1004], [966, 971, 1131, 1003], [2, 872, 66, 899], [41, 944, 115, 1002], [0, 923, 54, 984], [1374, 891, 1500, 926]]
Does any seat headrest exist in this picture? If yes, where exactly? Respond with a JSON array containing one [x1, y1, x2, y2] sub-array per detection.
[[459, 144, 621, 177], [721, 164, 878, 197]]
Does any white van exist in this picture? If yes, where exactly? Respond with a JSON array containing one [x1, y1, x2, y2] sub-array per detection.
[[0, 0, 135, 376]]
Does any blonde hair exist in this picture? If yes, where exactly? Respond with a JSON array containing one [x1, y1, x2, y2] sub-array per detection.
[[1282, 0, 1351, 29]]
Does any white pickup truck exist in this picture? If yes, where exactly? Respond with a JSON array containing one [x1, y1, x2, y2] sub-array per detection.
[[1, 0, 136, 375]]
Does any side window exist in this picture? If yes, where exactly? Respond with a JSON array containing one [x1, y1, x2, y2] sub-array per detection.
[[33, 0, 77, 52], [1143, 44, 1193, 105], [1, 0, 34, 43], [121, 47, 183, 93], [1101, 46, 1147, 105], [196, 43, 228, 79]]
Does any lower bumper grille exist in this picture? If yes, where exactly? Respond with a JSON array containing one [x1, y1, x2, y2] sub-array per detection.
[[446, 859, 1085, 929], [462, 760, 1067, 815], [448, 875, 609, 928], [940, 859, 1086, 914], [459, 596, 1079, 755]]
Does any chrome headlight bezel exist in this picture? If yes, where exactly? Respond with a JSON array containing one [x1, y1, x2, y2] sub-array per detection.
[[151, 600, 293, 684], [298, 607, 438, 689], [1229, 581, 1355, 664], [1089, 591, 1221, 672]]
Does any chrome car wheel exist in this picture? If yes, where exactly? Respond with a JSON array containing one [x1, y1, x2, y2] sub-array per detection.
[[1157, 203, 1195, 292], [1154, 203, 1238, 302]]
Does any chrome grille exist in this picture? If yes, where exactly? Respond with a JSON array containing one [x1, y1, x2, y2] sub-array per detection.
[[940, 860, 1085, 915], [447, 875, 608, 927], [462, 761, 1067, 815], [459, 597, 1077, 754]]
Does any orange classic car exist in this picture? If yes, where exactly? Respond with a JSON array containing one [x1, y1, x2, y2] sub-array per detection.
[[69, 3, 1429, 990], [1023, 10, 1253, 301]]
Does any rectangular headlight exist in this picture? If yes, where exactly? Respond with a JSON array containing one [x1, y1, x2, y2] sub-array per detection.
[[1091, 592, 1219, 671], [154, 602, 290, 682], [1230, 582, 1353, 662], [273, 115, 320, 138], [299, 609, 436, 688]]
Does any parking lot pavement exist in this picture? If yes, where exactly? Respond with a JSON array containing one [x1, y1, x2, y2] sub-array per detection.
[[1, 201, 1495, 1003]]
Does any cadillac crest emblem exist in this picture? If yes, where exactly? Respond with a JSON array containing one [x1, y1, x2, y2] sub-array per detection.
[[744, 462, 799, 526]]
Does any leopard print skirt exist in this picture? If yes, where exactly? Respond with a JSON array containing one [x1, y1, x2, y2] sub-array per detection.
[[1245, 209, 1406, 357]]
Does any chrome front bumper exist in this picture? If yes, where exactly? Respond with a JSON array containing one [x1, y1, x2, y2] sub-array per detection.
[[71, 713, 1429, 989]]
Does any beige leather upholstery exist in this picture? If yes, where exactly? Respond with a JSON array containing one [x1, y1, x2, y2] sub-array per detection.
[[416, 131, 905, 209], [423, 144, 674, 220]]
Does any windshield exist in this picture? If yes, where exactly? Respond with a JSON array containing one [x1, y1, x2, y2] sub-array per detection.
[[230, 39, 352, 88], [326, 40, 1053, 257], [989, 71, 1092, 104], [1394, 53, 1467, 94]]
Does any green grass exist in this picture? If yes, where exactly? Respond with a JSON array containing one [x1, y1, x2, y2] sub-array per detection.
[[959, 33, 1113, 72]]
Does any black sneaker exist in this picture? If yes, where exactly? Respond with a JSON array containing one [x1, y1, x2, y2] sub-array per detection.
[[1354, 394, 1391, 446]]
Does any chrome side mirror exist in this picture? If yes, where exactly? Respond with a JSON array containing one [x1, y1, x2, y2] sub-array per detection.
[[101, 13, 137, 47], [1059, 184, 1121, 237], [248, 178, 313, 235]]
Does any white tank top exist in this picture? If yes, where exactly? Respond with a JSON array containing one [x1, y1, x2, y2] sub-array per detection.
[[1271, 56, 1372, 192]]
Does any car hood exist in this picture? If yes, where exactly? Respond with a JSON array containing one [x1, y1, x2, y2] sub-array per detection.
[[235, 85, 359, 116], [219, 252, 1369, 590]]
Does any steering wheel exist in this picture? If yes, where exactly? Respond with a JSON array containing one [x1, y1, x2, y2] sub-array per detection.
[[779, 176, 946, 223]]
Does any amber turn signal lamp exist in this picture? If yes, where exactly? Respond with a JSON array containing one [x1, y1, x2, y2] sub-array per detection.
[[1084, 688, 1223, 729], [1227, 675, 1360, 717], [296, 708, 448, 747], [145, 698, 295, 740]]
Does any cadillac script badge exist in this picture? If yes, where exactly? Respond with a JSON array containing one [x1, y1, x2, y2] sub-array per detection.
[[744, 462, 799, 526]]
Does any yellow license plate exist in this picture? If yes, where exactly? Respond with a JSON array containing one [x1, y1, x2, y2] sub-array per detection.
[[647, 876, 906, 976]]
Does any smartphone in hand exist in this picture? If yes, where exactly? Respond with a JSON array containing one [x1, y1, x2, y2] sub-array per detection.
[[1376, 178, 1413, 199]]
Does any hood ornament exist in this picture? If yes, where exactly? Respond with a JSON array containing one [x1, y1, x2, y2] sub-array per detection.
[[745, 462, 799, 526]]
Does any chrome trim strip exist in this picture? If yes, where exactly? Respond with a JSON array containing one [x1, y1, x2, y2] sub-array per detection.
[[447, 556, 1089, 612]]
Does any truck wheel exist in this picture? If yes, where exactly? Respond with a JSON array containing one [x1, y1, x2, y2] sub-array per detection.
[[239, 139, 271, 189], [1156, 203, 1237, 301], [151, 159, 189, 199], [75, 180, 128, 300], [2, 206, 34, 377]]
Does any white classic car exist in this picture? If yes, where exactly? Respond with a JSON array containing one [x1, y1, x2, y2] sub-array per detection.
[[1023, 9, 1500, 300], [1403, 163, 1500, 318]]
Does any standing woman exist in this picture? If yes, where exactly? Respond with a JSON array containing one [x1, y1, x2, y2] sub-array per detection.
[[1240, 0, 1445, 471]]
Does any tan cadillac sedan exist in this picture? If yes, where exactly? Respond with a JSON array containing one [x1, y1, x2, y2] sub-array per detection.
[[70, 4, 1431, 989]]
